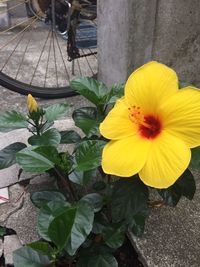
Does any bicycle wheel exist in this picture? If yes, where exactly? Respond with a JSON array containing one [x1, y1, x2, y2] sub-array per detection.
[[0, 0, 97, 98]]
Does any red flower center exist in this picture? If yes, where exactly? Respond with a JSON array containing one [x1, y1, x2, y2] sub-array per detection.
[[128, 105, 162, 139], [139, 115, 162, 139]]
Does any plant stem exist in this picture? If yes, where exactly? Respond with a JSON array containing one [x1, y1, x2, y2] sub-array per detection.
[[54, 168, 78, 202]]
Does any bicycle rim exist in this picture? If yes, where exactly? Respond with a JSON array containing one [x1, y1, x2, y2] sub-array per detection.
[[0, 0, 97, 98]]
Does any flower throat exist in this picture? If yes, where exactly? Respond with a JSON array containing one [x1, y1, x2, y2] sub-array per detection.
[[128, 105, 162, 139]]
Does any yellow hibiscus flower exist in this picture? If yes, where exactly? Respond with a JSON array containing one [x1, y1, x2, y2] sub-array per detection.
[[100, 61, 200, 189], [27, 94, 38, 113]]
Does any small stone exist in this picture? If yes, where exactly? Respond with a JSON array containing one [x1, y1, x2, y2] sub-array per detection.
[[3, 235, 22, 265]]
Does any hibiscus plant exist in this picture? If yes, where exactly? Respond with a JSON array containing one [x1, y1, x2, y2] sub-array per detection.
[[0, 61, 199, 266]]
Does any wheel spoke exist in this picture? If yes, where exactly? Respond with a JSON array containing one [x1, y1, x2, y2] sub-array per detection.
[[0, 0, 97, 94]]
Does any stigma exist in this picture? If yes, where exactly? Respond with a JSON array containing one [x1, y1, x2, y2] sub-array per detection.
[[128, 105, 162, 139]]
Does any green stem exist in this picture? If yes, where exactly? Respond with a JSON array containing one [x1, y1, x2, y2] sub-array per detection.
[[27, 128, 36, 135]]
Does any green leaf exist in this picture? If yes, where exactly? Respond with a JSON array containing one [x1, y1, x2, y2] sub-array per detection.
[[75, 140, 105, 171], [111, 176, 149, 223], [31, 191, 66, 208], [0, 142, 26, 170], [34, 146, 60, 165], [48, 207, 76, 250], [69, 169, 96, 186], [60, 130, 81, 144], [0, 111, 28, 132], [66, 201, 94, 256], [190, 146, 200, 169], [27, 241, 53, 256], [72, 107, 100, 136], [28, 128, 61, 147], [103, 224, 125, 249], [92, 213, 109, 234], [37, 200, 71, 241], [80, 193, 103, 212], [0, 226, 6, 237], [44, 103, 69, 122], [70, 77, 108, 106], [129, 210, 150, 237], [177, 169, 196, 200], [13, 246, 51, 267], [107, 84, 125, 104], [158, 169, 196, 206], [16, 147, 55, 172], [88, 254, 118, 267], [40, 121, 54, 133], [92, 181, 107, 191], [58, 152, 73, 173]]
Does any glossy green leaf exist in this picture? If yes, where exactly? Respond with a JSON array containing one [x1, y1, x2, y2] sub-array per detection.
[[27, 241, 53, 256], [58, 152, 73, 173], [0, 142, 26, 170], [69, 169, 96, 185], [70, 77, 108, 106], [28, 128, 61, 147], [75, 140, 105, 171], [177, 169, 196, 200], [92, 181, 107, 191], [37, 200, 71, 241], [129, 210, 150, 237], [72, 107, 99, 136], [31, 191, 66, 208], [40, 121, 54, 133], [0, 111, 28, 132], [92, 213, 109, 234], [48, 207, 76, 250], [44, 103, 69, 122], [103, 224, 125, 249], [33, 146, 60, 165], [190, 147, 200, 169], [158, 169, 196, 206], [81, 193, 103, 212], [16, 147, 55, 172], [107, 83, 125, 104], [66, 201, 94, 256], [88, 254, 118, 267], [111, 176, 149, 223], [60, 130, 81, 144], [13, 246, 51, 267]]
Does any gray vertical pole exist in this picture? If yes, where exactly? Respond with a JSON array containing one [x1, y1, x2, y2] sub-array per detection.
[[98, 0, 157, 86]]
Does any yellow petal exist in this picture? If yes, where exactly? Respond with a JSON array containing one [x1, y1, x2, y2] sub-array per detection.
[[27, 94, 38, 113], [161, 87, 200, 148], [100, 98, 137, 140], [139, 130, 191, 189], [102, 135, 150, 177], [125, 61, 178, 113]]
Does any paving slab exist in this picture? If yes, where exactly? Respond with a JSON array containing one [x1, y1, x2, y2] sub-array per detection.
[[0, 184, 24, 224], [3, 235, 22, 265], [130, 171, 200, 267]]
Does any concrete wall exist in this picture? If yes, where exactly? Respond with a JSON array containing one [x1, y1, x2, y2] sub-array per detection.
[[98, 0, 200, 86]]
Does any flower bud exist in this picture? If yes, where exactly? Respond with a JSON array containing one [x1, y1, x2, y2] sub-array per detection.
[[27, 94, 38, 113]]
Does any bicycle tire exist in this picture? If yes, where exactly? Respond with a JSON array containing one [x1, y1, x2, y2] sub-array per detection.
[[0, 71, 78, 99], [0, 0, 97, 99]]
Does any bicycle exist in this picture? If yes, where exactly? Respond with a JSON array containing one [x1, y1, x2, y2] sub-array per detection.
[[0, 0, 97, 98]]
